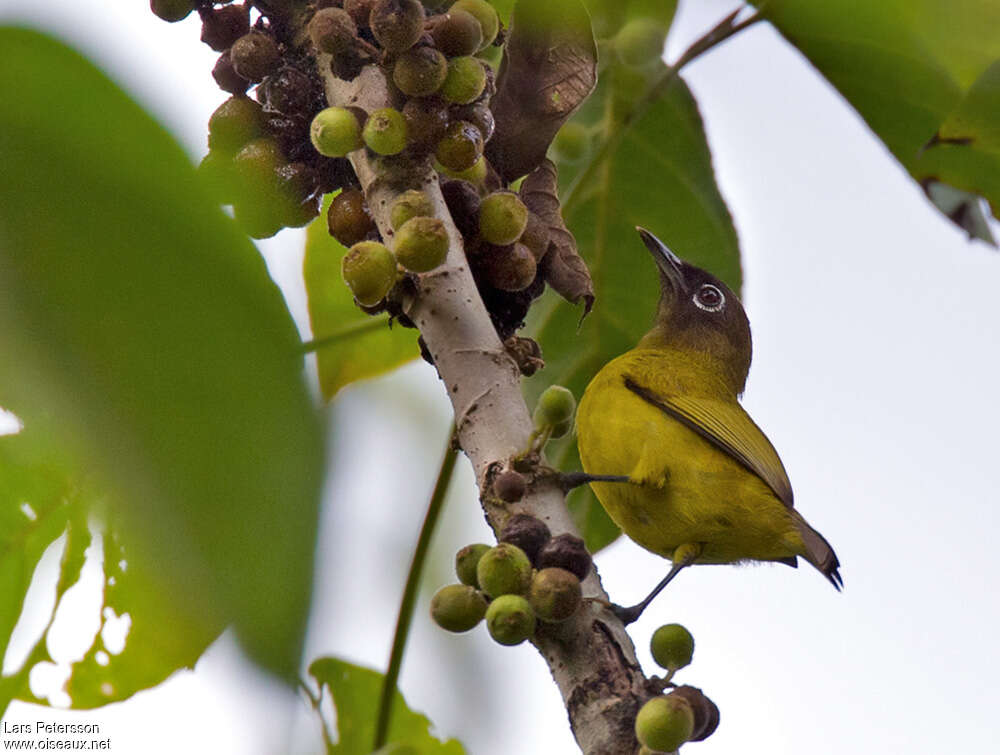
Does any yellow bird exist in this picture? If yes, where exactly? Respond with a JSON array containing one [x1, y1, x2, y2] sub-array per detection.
[[575, 228, 840, 622]]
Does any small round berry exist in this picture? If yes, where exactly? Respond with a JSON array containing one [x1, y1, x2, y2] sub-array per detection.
[[485, 594, 536, 646], [230, 32, 281, 82], [551, 121, 590, 163], [450, 0, 499, 50], [390, 190, 435, 230], [529, 567, 582, 622], [393, 216, 449, 272], [342, 241, 398, 306], [635, 695, 694, 753], [534, 384, 576, 427], [401, 97, 451, 152], [369, 0, 424, 54], [200, 4, 250, 51], [197, 150, 236, 204], [455, 543, 491, 587], [499, 513, 550, 561], [262, 66, 315, 116], [536, 533, 591, 581], [309, 7, 360, 54], [450, 102, 494, 143], [435, 121, 483, 172], [150, 0, 194, 23], [212, 51, 250, 94], [362, 108, 409, 155], [440, 56, 487, 105], [519, 211, 550, 261], [479, 243, 537, 292], [232, 137, 285, 187], [476, 543, 532, 598], [208, 96, 266, 154], [494, 470, 528, 503], [650, 623, 694, 672], [327, 189, 376, 246], [311, 107, 364, 157], [614, 18, 668, 68], [430, 584, 488, 632], [429, 9, 483, 57], [393, 47, 448, 97], [479, 191, 528, 245], [668, 686, 720, 742]]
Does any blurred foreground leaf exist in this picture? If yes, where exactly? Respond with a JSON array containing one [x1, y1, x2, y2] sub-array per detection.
[[304, 194, 418, 399], [757, 0, 1000, 241], [309, 657, 465, 755], [0, 27, 324, 689]]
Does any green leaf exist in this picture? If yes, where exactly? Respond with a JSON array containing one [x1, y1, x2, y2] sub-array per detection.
[[755, 0, 1000, 235], [527, 57, 741, 551], [304, 194, 418, 399], [308, 657, 465, 755], [0, 28, 325, 685]]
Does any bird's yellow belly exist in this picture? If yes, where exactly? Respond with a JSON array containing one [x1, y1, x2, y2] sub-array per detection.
[[577, 374, 803, 565]]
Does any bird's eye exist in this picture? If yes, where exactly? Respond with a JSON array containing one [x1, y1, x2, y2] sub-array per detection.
[[693, 284, 725, 312]]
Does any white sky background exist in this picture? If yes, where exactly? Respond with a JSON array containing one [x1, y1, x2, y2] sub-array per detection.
[[2, 0, 999, 753]]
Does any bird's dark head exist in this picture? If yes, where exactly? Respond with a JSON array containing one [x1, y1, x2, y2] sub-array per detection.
[[636, 227, 752, 394]]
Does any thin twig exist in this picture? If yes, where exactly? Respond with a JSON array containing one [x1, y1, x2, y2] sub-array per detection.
[[563, 7, 763, 215], [299, 315, 391, 354], [373, 426, 459, 750]]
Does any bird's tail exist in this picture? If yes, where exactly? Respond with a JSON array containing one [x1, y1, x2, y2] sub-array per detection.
[[794, 514, 842, 591]]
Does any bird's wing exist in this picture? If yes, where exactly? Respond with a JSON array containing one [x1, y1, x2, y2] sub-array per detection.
[[624, 377, 795, 508]]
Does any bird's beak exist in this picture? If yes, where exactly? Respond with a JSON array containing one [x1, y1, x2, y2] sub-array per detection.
[[636, 227, 686, 294]]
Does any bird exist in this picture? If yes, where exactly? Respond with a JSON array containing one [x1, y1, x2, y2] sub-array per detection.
[[574, 227, 841, 623]]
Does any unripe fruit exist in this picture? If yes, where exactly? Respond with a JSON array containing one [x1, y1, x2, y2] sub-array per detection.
[[650, 623, 694, 672], [480, 243, 536, 292], [668, 686, 720, 742], [519, 211, 550, 261], [435, 121, 483, 172], [393, 47, 448, 97], [494, 470, 528, 503], [342, 241, 398, 305], [233, 137, 285, 187], [197, 150, 236, 204], [362, 108, 409, 155], [208, 96, 266, 154], [536, 533, 591, 581], [534, 384, 576, 427], [369, 0, 424, 54], [212, 51, 251, 94], [450, 0, 499, 50], [200, 4, 250, 51], [393, 216, 449, 272], [615, 18, 668, 68], [311, 107, 363, 157], [479, 191, 528, 245], [440, 56, 487, 104], [371, 744, 418, 755], [551, 121, 590, 163], [485, 594, 536, 646], [430, 10, 484, 57], [440, 179, 481, 238], [430, 584, 488, 632], [499, 513, 550, 561], [529, 567, 582, 622], [233, 199, 283, 239], [390, 190, 435, 230], [309, 7, 359, 54], [476, 543, 532, 597], [327, 189, 376, 246], [549, 418, 573, 439], [401, 97, 450, 151], [150, 0, 194, 23], [455, 543, 491, 587], [635, 695, 694, 753], [230, 32, 281, 82]]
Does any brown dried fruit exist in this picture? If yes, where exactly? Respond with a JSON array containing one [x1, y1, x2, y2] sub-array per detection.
[[536, 533, 591, 581], [328, 189, 376, 246], [200, 4, 250, 52], [499, 512, 550, 561], [230, 32, 281, 82], [369, 0, 424, 54]]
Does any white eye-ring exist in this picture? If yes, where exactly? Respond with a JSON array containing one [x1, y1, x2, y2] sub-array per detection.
[[693, 284, 725, 312]]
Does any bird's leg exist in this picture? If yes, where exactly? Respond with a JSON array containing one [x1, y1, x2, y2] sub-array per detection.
[[557, 471, 631, 491], [611, 543, 702, 625]]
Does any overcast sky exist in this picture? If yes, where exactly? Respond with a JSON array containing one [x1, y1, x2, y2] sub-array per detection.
[[2, 1, 999, 753]]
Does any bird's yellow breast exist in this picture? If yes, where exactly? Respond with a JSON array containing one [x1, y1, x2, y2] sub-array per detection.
[[576, 349, 804, 565]]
